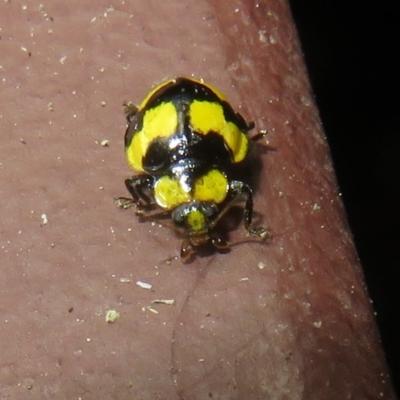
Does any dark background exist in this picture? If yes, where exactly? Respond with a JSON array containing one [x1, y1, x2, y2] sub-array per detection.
[[288, 0, 399, 394]]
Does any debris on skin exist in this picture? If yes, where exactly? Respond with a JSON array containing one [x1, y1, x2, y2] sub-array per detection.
[[119, 277, 131, 283], [151, 299, 175, 305], [40, 213, 48, 225], [258, 261, 266, 270], [95, 139, 110, 146], [20, 45, 29, 54], [136, 281, 152, 290], [313, 320, 322, 328], [23, 378, 34, 390], [145, 306, 159, 314], [312, 203, 321, 211], [90, 6, 115, 23], [39, 4, 54, 21], [105, 309, 120, 323]]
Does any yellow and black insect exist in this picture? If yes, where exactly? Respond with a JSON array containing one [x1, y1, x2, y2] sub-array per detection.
[[116, 77, 267, 262]]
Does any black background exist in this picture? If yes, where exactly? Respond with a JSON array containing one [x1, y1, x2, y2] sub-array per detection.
[[288, 0, 399, 394]]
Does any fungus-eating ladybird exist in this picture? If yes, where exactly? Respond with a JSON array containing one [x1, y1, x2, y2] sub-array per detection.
[[116, 77, 268, 262]]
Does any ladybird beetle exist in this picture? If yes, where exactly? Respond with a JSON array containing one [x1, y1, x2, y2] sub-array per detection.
[[116, 77, 268, 262]]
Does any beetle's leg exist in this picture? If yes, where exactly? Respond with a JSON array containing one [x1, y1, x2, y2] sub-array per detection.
[[123, 101, 138, 123], [124, 176, 155, 205], [135, 208, 170, 221], [115, 175, 155, 209], [246, 121, 256, 131], [229, 180, 268, 238], [210, 180, 268, 239], [243, 118, 268, 142], [250, 129, 268, 142], [180, 239, 196, 264], [210, 233, 230, 251]]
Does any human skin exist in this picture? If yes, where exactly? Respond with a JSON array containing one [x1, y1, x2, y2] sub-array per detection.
[[0, 0, 395, 399]]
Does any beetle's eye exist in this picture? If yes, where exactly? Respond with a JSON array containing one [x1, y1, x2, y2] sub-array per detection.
[[171, 207, 185, 225]]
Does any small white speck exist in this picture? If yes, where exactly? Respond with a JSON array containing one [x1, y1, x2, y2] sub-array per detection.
[[258, 262, 266, 270], [146, 306, 158, 314], [301, 96, 312, 107], [105, 309, 120, 323], [312, 203, 321, 211], [136, 281, 152, 290], [269, 35, 277, 45], [258, 30, 267, 43], [41, 213, 48, 225], [313, 320, 322, 328]]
